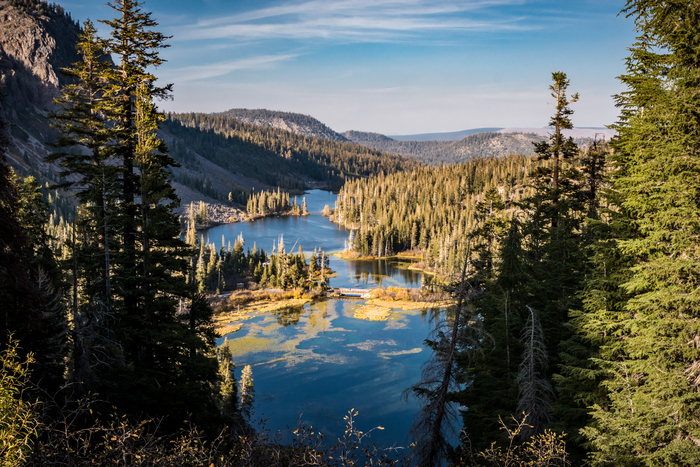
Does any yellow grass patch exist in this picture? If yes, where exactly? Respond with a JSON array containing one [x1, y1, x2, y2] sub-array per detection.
[[241, 298, 310, 314], [366, 298, 454, 311], [214, 297, 311, 326], [221, 336, 276, 357], [354, 305, 392, 321], [215, 323, 243, 337]]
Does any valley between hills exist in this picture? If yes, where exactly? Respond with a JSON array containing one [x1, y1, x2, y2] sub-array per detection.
[[3, 0, 697, 466]]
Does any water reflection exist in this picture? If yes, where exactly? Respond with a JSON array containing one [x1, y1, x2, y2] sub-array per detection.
[[329, 257, 422, 289], [209, 191, 433, 446], [203, 190, 349, 255], [217, 299, 436, 447], [273, 306, 304, 327], [205, 190, 423, 289]]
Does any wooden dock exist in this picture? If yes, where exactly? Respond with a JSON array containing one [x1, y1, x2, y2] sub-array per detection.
[[334, 288, 372, 298]]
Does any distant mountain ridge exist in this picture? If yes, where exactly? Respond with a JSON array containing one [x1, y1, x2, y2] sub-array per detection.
[[343, 130, 547, 165], [0, 2, 414, 208], [0, 0, 613, 201], [342, 130, 396, 145], [498, 127, 616, 140], [388, 127, 504, 141], [216, 108, 349, 142]]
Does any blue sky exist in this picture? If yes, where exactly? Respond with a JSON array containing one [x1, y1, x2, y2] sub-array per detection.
[[62, 0, 636, 135]]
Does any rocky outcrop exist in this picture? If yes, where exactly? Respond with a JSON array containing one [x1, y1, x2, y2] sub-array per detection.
[[179, 200, 247, 229], [0, 1, 81, 175], [0, 1, 80, 110]]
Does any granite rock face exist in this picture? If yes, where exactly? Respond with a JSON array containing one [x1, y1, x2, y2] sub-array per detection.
[[0, 1, 81, 175], [0, 1, 80, 110]]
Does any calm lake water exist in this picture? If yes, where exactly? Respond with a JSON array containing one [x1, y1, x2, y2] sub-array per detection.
[[211, 190, 432, 447], [203, 190, 422, 289]]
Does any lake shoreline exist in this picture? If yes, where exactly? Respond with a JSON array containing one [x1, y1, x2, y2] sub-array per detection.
[[331, 250, 440, 277], [211, 286, 451, 335]]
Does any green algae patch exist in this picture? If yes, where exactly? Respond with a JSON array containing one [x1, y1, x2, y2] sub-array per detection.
[[221, 335, 277, 358], [241, 298, 310, 314], [214, 290, 312, 328]]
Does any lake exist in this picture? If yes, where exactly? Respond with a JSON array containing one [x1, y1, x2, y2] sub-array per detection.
[[203, 190, 422, 290], [211, 190, 433, 448]]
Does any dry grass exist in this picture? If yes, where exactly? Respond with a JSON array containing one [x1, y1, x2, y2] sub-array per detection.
[[213, 289, 314, 331], [353, 305, 392, 321], [361, 287, 453, 310], [395, 251, 424, 260], [332, 250, 365, 260], [366, 298, 454, 311], [215, 323, 243, 337]]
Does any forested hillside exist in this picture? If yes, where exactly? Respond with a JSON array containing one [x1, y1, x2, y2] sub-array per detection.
[[333, 152, 539, 265], [165, 112, 419, 193], [3, 0, 700, 466], [343, 130, 546, 164], [217, 108, 349, 142]]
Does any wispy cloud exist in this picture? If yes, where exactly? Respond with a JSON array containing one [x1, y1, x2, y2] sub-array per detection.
[[180, 0, 532, 43], [161, 54, 301, 82]]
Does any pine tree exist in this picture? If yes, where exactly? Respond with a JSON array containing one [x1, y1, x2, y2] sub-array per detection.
[[239, 364, 255, 421], [48, 20, 118, 303], [520, 73, 587, 433], [1, 100, 68, 394], [532, 72, 579, 205], [583, 2, 700, 464], [461, 73, 587, 451], [461, 219, 526, 450], [516, 306, 554, 438], [100, 0, 173, 325], [554, 190, 635, 458], [44, 1, 221, 429], [408, 241, 488, 467]]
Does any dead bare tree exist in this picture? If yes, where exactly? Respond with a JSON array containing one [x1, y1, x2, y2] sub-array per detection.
[[405, 238, 490, 467], [515, 306, 554, 438]]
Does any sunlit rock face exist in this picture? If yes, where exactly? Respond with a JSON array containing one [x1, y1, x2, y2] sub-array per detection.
[[0, 1, 84, 173], [0, 1, 81, 109]]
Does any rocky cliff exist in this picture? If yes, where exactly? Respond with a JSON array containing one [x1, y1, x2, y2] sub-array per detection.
[[0, 0, 81, 176]]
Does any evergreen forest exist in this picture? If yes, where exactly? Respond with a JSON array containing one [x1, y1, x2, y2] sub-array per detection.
[[1, 0, 700, 466], [164, 111, 418, 193]]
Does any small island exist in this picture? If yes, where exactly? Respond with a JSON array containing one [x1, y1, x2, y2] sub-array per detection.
[[245, 188, 310, 220]]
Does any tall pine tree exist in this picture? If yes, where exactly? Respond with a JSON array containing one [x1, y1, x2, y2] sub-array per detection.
[[583, 1, 700, 464]]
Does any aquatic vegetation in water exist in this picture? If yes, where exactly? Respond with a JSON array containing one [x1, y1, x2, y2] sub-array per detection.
[[353, 305, 392, 321], [347, 339, 398, 351], [222, 336, 279, 358], [214, 296, 312, 328]]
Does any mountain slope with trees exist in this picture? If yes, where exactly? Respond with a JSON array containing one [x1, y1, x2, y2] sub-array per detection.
[[217, 108, 349, 142], [164, 112, 419, 195], [343, 130, 547, 165], [0, 3, 417, 208], [0, 0, 81, 178]]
